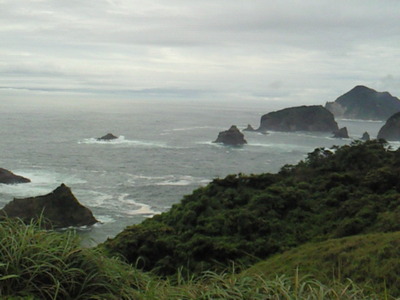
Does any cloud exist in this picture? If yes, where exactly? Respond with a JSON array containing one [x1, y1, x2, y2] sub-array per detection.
[[1, 0, 400, 105]]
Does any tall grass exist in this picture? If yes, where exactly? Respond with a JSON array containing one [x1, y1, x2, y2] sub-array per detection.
[[0, 217, 388, 299], [136, 267, 381, 300], [0, 217, 144, 299]]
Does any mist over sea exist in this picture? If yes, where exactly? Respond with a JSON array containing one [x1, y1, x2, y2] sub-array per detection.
[[0, 100, 388, 244]]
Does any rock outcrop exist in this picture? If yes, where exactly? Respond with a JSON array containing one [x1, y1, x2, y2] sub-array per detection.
[[0, 168, 30, 184], [213, 125, 247, 146], [258, 105, 338, 133], [361, 132, 370, 141], [333, 127, 349, 139], [377, 112, 400, 141], [0, 184, 98, 228], [243, 124, 256, 132], [325, 85, 400, 120], [97, 133, 118, 141]]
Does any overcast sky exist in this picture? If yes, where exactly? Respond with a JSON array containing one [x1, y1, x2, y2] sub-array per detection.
[[1, 0, 399, 107]]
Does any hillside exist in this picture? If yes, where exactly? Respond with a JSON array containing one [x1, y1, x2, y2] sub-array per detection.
[[103, 140, 400, 276], [246, 231, 400, 296], [325, 85, 400, 120]]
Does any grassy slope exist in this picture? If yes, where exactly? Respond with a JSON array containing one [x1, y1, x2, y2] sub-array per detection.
[[246, 231, 400, 297], [0, 217, 384, 299]]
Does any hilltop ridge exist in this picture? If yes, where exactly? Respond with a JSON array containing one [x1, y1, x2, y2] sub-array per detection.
[[325, 85, 400, 120]]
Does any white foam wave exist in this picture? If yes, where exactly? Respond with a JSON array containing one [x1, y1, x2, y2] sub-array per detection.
[[197, 141, 246, 148], [0, 169, 86, 199], [77, 190, 114, 207], [78, 136, 167, 148], [248, 142, 313, 152], [118, 194, 159, 216], [337, 118, 384, 123], [94, 215, 116, 224], [167, 126, 217, 132], [127, 174, 210, 187]]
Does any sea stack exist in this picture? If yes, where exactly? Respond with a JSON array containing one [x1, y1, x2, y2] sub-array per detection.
[[243, 124, 256, 132], [361, 132, 370, 141], [258, 105, 338, 133], [214, 125, 247, 146], [0, 168, 30, 184], [333, 127, 349, 139], [377, 112, 400, 141], [0, 184, 98, 228], [325, 85, 400, 120], [97, 133, 118, 141]]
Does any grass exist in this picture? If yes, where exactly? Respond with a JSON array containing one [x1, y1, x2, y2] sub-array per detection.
[[245, 231, 400, 298], [0, 216, 392, 299], [135, 267, 379, 299], [0, 217, 146, 299]]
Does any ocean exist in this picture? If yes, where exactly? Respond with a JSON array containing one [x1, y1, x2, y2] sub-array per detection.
[[0, 99, 389, 245]]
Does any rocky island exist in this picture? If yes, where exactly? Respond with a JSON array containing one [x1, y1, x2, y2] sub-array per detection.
[[0, 168, 30, 184], [97, 133, 118, 141], [213, 125, 247, 146], [377, 112, 400, 141], [325, 85, 400, 120], [0, 183, 98, 228], [257, 105, 338, 132], [361, 132, 370, 141], [333, 127, 349, 139]]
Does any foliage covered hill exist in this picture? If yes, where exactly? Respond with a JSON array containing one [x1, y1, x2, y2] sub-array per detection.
[[103, 140, 400, 276], [0, 216, 382, 299], [246, 231, 400, 297]]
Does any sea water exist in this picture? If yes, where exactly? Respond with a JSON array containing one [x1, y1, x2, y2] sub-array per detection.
[[0, 99, 388, 244]]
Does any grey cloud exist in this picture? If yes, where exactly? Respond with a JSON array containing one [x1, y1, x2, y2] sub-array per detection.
[[1, 0, 400, 104]]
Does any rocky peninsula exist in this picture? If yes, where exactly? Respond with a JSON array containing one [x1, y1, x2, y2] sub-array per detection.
[[0, 168, 30, 184]]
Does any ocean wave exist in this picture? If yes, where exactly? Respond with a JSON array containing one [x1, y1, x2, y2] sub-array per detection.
[[163, 126, 219, 133], [155, 175, 207, 186], [78, 136, 168, 148], [118, 194, 159, 216], [337, 118, 384, 123], [126, 174, 210, 187], [248, 142, 314, 152], [77, 190, 114, 207], [196, 141, 246, 148], [0, 169, 86, 199]]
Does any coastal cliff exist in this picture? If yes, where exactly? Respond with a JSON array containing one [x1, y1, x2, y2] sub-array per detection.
[[258, 105, 338, 132], [325, 85, 400, 120]]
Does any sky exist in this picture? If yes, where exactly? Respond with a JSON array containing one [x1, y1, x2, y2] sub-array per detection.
[[1, 0, 400, 108]]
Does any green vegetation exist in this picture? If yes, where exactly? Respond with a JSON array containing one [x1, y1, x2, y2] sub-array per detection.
[[103, 139, 400, 277], [4, 139, 400, 298], [247, 231, 400, 296], [0, 216, 384, 299], [0, 217, 145, 299]]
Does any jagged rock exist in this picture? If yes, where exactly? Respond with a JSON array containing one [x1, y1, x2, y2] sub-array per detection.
[[258, 105, 338, 132], [0, 184, 98, 228], [361, 132, 370, 141], [97, 133, 118, 141], [243, 124, 256, 132], [333, 127, 349, 139], [213, 125, 247, 146], [325, 85, 400, 120], [0, 168, 30, 184], [377, 112, 400, 141]]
